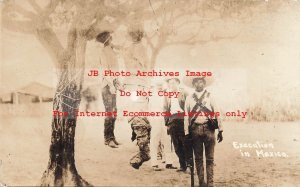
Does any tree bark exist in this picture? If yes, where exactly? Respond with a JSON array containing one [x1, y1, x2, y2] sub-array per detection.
[[41, 33, 91, 187]]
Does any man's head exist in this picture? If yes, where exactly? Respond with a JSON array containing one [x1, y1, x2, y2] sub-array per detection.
[[128, 29, 144, 43], [167, 78, 180, 91], [96, 31, 112, 46], [192, 77, 206, 92], [127, 22, 144, 43]]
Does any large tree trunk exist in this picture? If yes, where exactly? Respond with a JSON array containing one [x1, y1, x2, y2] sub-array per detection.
[[41, 32, 91, 186]]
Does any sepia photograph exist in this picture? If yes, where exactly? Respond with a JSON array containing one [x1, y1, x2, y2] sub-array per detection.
[[0, 0, 300, 186]]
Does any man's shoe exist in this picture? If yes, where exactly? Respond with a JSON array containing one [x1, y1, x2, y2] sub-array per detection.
[[166, 164, 177, 169], [113, 139, 121, 145], [130, 153, 150, 169], [130, 162, 141, 169], [108, 140, 118, 148], [176, 167, 187, 172], [152, 165, 162, 171]]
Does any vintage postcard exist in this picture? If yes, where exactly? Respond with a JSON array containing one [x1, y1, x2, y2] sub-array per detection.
[[0, 0, 300, 186]]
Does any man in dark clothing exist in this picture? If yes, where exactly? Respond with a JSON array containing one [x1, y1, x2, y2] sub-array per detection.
[[96, 31, 122, 148], [129, 116, 151, 169], [183, 76, 223, 187], [122, 25, 151, 169]]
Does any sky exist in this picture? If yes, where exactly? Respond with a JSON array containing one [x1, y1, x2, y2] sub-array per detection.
[[1, 1, 299, 110]]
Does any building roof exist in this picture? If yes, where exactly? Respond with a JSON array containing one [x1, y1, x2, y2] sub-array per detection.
[[17, 82, 54, 98]]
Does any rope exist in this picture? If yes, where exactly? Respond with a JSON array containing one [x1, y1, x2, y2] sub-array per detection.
[[148, 0, 161, 31], [59, 93, 81, 101], [54, 69, 83, 103], [61, 101, 78, 110], [55, 69, 83, 95], [123, 83, 151, 89], [52, 70, 83, 131]]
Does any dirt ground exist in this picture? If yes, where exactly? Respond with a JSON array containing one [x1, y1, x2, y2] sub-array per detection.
[[0, 105, 300, 187]]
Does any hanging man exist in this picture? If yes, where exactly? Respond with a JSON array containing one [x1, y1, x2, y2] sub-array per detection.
[[121, 24, 152, 169], [96, 31, 123, 148]]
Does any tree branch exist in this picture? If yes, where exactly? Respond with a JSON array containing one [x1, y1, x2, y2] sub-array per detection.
[[27, 0, 43, 14], [3, 3, 37, 20], [2, 19, 35, 34], [85, 1, 131, 40], [43, 0, 61, 18], [35, 26, 64, 67], [145, 35, 154, 50], [166, 31, 241, 46]]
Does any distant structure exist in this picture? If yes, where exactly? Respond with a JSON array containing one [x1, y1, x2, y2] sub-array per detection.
[[0, 82, 54, 104]]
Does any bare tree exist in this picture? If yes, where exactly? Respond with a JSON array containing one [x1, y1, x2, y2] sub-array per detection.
[[1, 0, 163, 185], [2, 0, 122, 185], [144, 0, 276, 69], [2, 0, 291, 186]]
